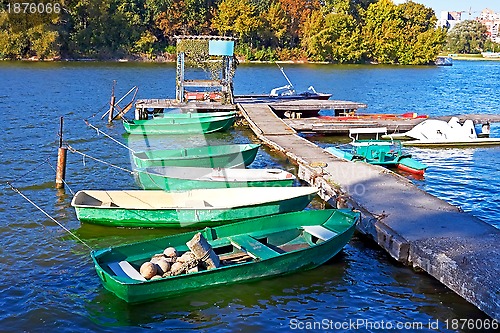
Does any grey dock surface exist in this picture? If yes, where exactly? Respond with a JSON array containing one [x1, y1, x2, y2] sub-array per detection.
[[238, 103, 500, 320]]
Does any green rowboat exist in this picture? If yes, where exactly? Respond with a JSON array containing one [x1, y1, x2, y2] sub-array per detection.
[[71, 187, 318, 228], [91, 209, 359, 303], [123, 113, 235, 135], [132, 143, 260, 169], [153, 111, 237, 119], [135, 166, 295, 190]]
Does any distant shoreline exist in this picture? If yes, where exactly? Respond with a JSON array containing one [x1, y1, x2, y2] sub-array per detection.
[[3, 55, 499, 64], [446, 54, 500, 61]]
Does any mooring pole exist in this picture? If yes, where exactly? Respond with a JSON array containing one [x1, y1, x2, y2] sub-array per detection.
[[55, 116, 67, 189], [108, 80, 116, 123]]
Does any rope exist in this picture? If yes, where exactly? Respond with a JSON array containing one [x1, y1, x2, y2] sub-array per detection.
[[66, 145, 135, 175], [45, 158, 75, 195], [8, 157, 52, 183], [84, 120, 136, 153], [6, 182, 93, 251]]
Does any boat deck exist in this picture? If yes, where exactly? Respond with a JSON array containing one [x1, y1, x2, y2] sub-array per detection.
[[238, 102, 500, 320]]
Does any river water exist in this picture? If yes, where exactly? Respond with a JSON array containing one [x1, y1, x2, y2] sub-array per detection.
[[0, 60, 498, 332]]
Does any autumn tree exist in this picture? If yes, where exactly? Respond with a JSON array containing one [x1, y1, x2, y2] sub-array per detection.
[[277, 0, 321, 47], [156, 0, 215, 40]]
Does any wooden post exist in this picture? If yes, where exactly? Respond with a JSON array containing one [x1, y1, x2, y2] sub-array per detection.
[[55, 117, 67, 189], [108, 80, 116, 123]]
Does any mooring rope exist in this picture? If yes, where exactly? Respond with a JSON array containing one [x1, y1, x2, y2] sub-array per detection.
[[8, 157, 52, 184], [84, 120, 136, 153], [66, 145, 135, 175], [45, 158, 75, 195], [6, 182, 93, 251]]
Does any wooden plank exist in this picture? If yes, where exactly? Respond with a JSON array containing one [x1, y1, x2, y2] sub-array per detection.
[[302, 225, 337, 241], [238, 104, 296, 136], [108, 261, 146, 281], [230, 235, 279, 260]]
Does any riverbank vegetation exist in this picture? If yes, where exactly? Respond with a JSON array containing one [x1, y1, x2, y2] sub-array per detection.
[[0, 0, 447, 64]]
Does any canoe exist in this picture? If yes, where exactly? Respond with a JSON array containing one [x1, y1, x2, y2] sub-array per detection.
[[132, 143, 260, 169], [71, 187, 319, 228], [135, 166, 295, 190], [123, 114, 235, 135], [91, 209, 359, 303]]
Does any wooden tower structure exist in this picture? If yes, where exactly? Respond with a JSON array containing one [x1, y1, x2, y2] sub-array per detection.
[[175, 35, 238, 104]]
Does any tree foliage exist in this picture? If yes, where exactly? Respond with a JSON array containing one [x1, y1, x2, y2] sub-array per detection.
[[445, 20, 488, 54], [0, 0, 447, 64], [362, 0, 446, 64]]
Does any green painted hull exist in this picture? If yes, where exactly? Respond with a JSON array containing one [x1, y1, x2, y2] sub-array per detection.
[[135, 167, 294, 190], [72, 187, 318, 228], [91, 209, 359, 303], [132, 143, 260, 169], [123, 114, 235, 135], [326, 140, 427, 174]]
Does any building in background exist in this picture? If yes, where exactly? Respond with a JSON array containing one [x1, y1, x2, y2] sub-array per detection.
[[476, 8, 500, 43], [438, 11, 462, 30]]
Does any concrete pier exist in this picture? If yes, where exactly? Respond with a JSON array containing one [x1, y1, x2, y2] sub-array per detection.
[[238, 103, 500, 320]]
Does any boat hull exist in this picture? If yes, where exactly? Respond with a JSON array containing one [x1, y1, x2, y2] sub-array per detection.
[[135, 167, 295, 190], [154, 111, 237, 119], [396, 157, 427, 175], [123, 115, 235, 135], [402, 138, 500, 147], [91, 209, 359, 303], [132, 144, 260, 169], [72, 187, 318, 228], [326, 142, 427, 175]]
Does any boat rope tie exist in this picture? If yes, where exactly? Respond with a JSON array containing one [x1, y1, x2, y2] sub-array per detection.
[[6, 182, 93, 251], [66, 145, 135, 175], [7, 156, 76, 195], [84, 120, 136, 153], [46, 158, 75, 195]]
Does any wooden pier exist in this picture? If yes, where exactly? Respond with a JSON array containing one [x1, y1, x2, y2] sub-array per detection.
[[238, 102, 500, 320], [284, 117, 422, 134]]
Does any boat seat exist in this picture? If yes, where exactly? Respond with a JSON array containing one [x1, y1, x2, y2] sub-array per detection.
[[229, 235, 279, 260], [101, 201, 119, 207], [108, 261, 146, 281], [302, 225, 337, 241], [182, 200, 213, 208]]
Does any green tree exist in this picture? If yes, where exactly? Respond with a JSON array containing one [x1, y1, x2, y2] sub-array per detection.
[[362, 0, 446, 64], [211, 0, 261, 45], [445, 20, 488, 54], [0, 1, 60, 59], [396, 1, 446, 64], [362, 0, 401, 63], [62, 0, 148, 58], [301, 7, 363, 63], [259, 1, 288, 48]]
